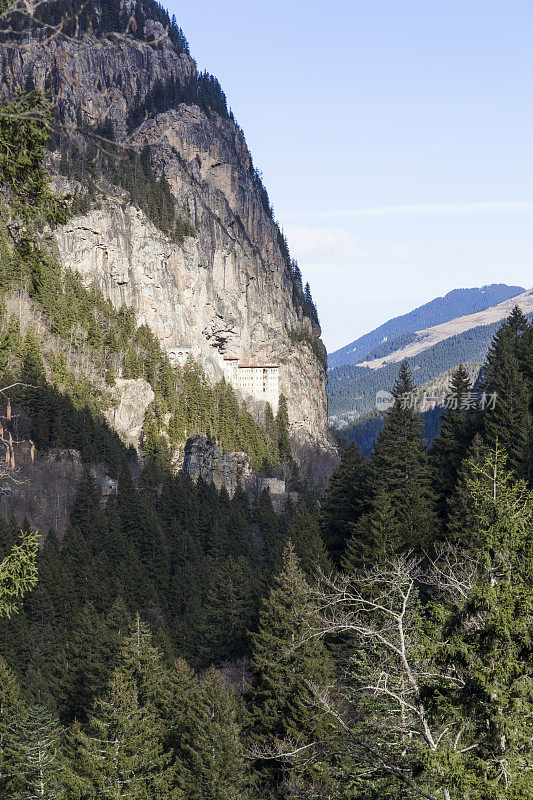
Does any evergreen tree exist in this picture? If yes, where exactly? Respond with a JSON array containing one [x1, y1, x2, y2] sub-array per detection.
[[0, 656, 25, 793], [69, 668, 180, 800], [430, 364, 475, 522], [255, 489, 282, 570], [319, 442, 369, 566], [342, 484, 399, 572], [196, 555, 258, 665], [166, 661, 250, 800], [59, 603, 124, 723], [0, 88, 68, 236], [119, 615, 169, 711], [288, 500, 331, 576], [480, 308, 531, 478], [248, 544, 333, 787], [0, 531, 38, 619], [3, 705, 66, 799], [275, 394, 291, 461], [369, 361, 436, 550], [431, 445, 533, 799]]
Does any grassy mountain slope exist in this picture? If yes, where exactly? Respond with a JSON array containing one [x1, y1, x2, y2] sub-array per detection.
[[328, 284, 525, 368], [328, 301, 533, 421], [359, 288, 533, 368]]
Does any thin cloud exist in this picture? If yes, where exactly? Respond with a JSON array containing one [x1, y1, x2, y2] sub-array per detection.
[[285, 201, 533, 221], [284, 225, 413, 275]]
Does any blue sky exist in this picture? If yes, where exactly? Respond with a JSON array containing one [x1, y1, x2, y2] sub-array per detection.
[[167, 0, 533, 351]]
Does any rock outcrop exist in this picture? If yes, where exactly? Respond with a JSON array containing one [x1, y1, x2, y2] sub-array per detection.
[[1, 9, 335, 474], [104, 378, 155, 448], [181, 435, 251, 497]]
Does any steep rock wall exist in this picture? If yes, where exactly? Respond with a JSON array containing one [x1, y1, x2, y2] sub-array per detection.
[[1, 19, 333, 457]]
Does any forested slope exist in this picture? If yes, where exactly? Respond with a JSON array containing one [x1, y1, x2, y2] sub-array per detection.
[[329, 310, 533, 420], [0, 1, 531, 799]]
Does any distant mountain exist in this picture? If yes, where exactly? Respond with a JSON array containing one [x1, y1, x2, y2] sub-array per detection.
[[335, 364, 480, 456], [328, 287, 533, 423], [328, 284, 525, 369]]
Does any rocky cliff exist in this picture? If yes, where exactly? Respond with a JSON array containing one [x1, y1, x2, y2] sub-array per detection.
[[180, 435, 251, 497], [1, 10, 333, 467]]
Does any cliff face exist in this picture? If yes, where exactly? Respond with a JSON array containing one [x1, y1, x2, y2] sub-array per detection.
[[1, 17, 332, 462], [181, 435, 251, 497]]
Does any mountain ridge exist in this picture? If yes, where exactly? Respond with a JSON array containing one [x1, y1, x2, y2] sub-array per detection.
[[0, 0, 334, 475], [328, 286, 532, 422], [328, 284, 525, 369], [359, 288, 533, 369]]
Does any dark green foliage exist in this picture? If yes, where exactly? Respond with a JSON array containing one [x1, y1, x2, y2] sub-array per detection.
[[1, 1, 530, 794], [320, 442, 369, 566], [288, 500, 332, 576], [342, 483, 399, 572], [0, 90, 69, 231], [0, 530, 38, 619], [367, 362, 436, 550], [69, 668, 179, 800], [126, 71, 229, 132], [2, 704, 66, 798], [430, 364, 476, 522], [0, 655, 26, 794], [340, 405, 443, 456], [167, 661, 250, 800], [0, 306, 530, 800], [248, 544, 333, 786], [304, 281, 320, 325], [480, 305, 531, 479], [0, 462, 306, 713], [275, 393, 291, 461], [336, 409, 386, 456], [324, 363, 438, 570], [430, 447, 533, 799]]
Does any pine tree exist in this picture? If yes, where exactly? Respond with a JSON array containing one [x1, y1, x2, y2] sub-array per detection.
[[166, 661, 250, 800], [430, 364, 475, 522], [481, 310, 531, 478], [369, 361, 436, 550], [275, 394, 291, 461], [3, 704, 66, 799], [432, 445, 533, 799], [0, 656, 25, 793], [69, 668, 180, 800], [119, 615, 169, 711], [196, 555, 258, 665], [255, 489, 282, 570], [0, 530, 38, 619], [320, 442, 369, 566], [248, 544, 333, 786], [59, 603, 124, 723], [342, 484, 399, 572], [288, 500, 331, 576]]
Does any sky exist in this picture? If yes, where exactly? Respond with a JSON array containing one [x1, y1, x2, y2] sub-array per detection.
[[167, 0, 533, 351]]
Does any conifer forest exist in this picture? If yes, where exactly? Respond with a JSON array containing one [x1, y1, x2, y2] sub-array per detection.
[[0, 0, 531, 798]]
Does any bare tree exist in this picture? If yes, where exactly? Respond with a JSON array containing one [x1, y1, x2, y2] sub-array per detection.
[[253, 548, 502, 800], [0, 383, 34, 484]]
